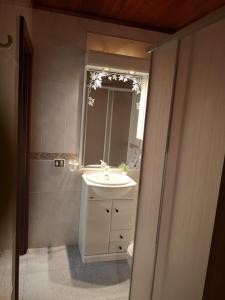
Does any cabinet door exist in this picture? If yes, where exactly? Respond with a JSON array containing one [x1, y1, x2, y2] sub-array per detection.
[[111, 200, 133, 230], [85, 200, 112, 255]]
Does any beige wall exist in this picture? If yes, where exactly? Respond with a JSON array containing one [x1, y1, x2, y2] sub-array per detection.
[[30, 9, 166, 155], [0, 1, 32, 298], [29, 9, 168, 247]]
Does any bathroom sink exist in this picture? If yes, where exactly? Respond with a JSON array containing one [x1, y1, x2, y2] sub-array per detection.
[[86, 173, 132, 186]]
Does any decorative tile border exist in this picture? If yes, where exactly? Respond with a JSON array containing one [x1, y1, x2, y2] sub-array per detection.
[[30, 152, 79, 161]]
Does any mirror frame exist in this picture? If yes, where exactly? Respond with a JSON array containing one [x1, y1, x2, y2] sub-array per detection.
[[79, 64, 149, 170]]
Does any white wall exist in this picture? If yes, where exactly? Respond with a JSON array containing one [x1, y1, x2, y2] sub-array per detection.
[[29, 9, 168, 247]]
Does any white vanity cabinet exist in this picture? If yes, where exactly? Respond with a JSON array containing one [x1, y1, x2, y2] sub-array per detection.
[[79, 174, 137, 263]]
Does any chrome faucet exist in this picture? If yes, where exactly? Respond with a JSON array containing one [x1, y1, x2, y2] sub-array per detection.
[[100, 160, 110, 175]]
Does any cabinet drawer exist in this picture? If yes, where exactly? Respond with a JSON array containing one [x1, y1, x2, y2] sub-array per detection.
[[109, 241, 129, 253], [110, 230, 131, 242], [111, 200, 133, 230]]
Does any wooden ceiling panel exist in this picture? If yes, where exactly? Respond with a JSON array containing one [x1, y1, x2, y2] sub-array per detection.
[[32, 0, 225, 33]]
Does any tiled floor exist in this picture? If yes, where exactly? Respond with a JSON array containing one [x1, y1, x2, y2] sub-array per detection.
[[19, 246, 130, 300]]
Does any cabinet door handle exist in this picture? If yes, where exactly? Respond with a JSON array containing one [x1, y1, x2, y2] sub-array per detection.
[[118, 246, 122, 250], [106, 209, 110, 213], [120, 235, 123, 239], [115, 208, 119, 213]]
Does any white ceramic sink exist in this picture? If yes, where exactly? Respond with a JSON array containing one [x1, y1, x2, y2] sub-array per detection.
[[86, 173, 132, 186]]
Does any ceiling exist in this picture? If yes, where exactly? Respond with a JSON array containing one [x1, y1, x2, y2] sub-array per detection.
[[32, 0, 225, 33]]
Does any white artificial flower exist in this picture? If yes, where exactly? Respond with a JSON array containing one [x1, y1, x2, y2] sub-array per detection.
[[88, 97, 95, 106], [95, 79, 102, 88]]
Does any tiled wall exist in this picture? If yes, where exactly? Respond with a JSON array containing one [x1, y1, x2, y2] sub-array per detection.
[[29, 159, 82, 247], [29, 9, 167, 247]]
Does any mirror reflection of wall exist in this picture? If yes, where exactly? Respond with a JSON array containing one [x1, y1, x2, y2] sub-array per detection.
[[82, 67, 148, 168]]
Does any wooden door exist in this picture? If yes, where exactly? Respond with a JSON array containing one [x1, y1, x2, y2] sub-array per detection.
[[15, 16, 33, 300]]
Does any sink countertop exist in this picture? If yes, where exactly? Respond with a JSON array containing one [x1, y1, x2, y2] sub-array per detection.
[[82, 173, 137, 188]]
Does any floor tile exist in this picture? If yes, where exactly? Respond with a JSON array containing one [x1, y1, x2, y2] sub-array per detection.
[[19, 245, 130, 300]]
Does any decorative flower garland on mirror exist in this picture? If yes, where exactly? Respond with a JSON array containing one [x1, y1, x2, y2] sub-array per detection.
[[87, 71, 142, 109]]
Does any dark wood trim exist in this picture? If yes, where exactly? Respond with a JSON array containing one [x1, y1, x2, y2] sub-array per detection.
[[203, 157, 225, 299], [15, 16, 33, 300], [32, 3, 174, 34]]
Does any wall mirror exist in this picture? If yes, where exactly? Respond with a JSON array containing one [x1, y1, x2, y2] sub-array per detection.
[[80, 65, 149, 168]]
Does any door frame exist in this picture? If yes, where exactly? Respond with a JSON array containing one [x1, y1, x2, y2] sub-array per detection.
[[15, 16, 33, 300]]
